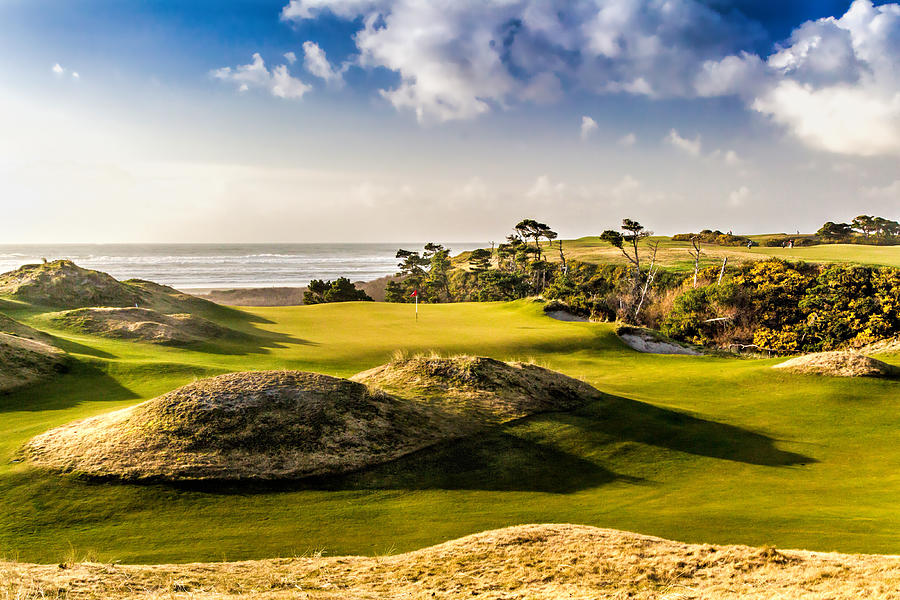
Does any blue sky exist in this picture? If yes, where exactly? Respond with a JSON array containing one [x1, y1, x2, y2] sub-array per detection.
[[0, 0, 897, 243]]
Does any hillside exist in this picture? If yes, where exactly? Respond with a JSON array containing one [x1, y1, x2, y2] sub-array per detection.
[[2, 300, 900, 564], [0, 260, 221, 314], [454, 236, 900, 272], [22, 359, 600, 481], [0, 333, 66, 394], [5, 524, 900, 599], [45, 307, 237, 345]]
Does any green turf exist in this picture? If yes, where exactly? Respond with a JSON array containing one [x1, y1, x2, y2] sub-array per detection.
[[507, 236, 900, 271], [1, 300, 899, 563]]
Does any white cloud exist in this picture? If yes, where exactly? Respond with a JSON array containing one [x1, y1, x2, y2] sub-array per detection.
[[618, 132, 637, 147], [284, 51, 297, 64], [281, 0, 763, 122], [51, 63, 64, 76], [694, 51, 768, 99], [275, 0, 900, 158], [526, 174, 567, 200], [723, 0, 900, 157], [728, 186, 750, 207], [71, 72, 80, 80], [666, 129, 702, 157], [580, 116, 597, 140], [212, 53, 311, 99], [302, 41, 343, 86]]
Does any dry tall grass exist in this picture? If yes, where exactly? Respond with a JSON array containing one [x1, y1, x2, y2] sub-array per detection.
[[4, 524, 900, 599]]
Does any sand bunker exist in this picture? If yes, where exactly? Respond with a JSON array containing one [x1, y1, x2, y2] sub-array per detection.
[[7, 523, 900, 599], [47, 307, 234, 345], [23, 358, 601, 481], [617, 326, 701, 356], [0, 333, 66, 393], [774, 351, 899, 378]]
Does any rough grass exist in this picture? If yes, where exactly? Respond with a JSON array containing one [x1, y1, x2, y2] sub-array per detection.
[[508, 236, 900, 272], [2, 300, 900, 562], [774, 351, 900, 378], [4, 523, 900, 599], [352, 354, 602, 423], [0, 260, 220, 315], [21, 359, 602, 481], [0, 333, 66, 393], [44, 307, 236, 345]]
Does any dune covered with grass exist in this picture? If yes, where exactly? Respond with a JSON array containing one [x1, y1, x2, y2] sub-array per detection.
[[774, 351, 900, 378], [22, 358, 602, 481], [5, 523, 900, 599], [45, 307, 237, 346], [0, 332, 66, 394]]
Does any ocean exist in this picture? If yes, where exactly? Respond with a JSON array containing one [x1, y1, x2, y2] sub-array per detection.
[[0, 243, 485, 290]]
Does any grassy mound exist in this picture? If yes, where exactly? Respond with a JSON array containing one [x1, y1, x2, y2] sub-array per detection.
[[0, 260, 218, 314], [351, 355, 603, 423], [45, 307, 235, 345], [0, 333, 66, 393], [774, 351, 900, 378], [21, 370, 452, 481], [0, 260, 138, 309], [0, 313, 52, 343], [6, 523, 900, 599], [22, 357, 601, 481]]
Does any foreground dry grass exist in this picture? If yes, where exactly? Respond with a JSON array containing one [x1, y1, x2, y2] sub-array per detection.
[[4, 524, 900, 599]]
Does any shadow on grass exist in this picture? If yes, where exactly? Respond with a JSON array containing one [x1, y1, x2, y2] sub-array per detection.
[[47, 335, 117, 359], [0, 361, 139, 413], [187, 304, 314, 356], [29, 391, 814, 495], [569, 395, 815, 467], [169, 393, 812, 496]]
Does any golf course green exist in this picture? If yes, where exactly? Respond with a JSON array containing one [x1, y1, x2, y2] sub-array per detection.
[[2, 297, 899, 564]]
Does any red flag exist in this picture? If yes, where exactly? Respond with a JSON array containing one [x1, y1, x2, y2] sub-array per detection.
[[410, 290, 418, 297]]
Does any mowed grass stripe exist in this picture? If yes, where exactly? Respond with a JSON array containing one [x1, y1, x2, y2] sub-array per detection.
[[0, 300, 898, 563]]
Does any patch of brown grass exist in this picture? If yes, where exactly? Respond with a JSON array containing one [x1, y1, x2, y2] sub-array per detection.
[[47, 307, 234, 345], [22, 359, 602, 481], [774, 351, 900, 378], [351, 355, 603, 423], [4, 524, 900, 599], [0, 332, 66, 393]]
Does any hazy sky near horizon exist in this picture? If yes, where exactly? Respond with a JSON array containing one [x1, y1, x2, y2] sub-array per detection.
[[1, 0, 899, 243]]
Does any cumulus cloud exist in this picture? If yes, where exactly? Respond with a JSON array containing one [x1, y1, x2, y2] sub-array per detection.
[[725, 0, 900, 156], [666, 129, 702, 156], [51, 63, 64, 76], [280, 0, 764, 122], [276, 0, 900, 157], [302, 41, 344, 86], [284, 51, 297, 64], [212, 53, 311, 99], [580, 116, 598, 140]]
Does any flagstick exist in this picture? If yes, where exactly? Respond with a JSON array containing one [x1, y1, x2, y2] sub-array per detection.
[[415, 293, 418, 321]]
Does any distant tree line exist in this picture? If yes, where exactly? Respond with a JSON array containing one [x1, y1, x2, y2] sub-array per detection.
[[817, 215, 900, 244], [382, 215, 900, 354]]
